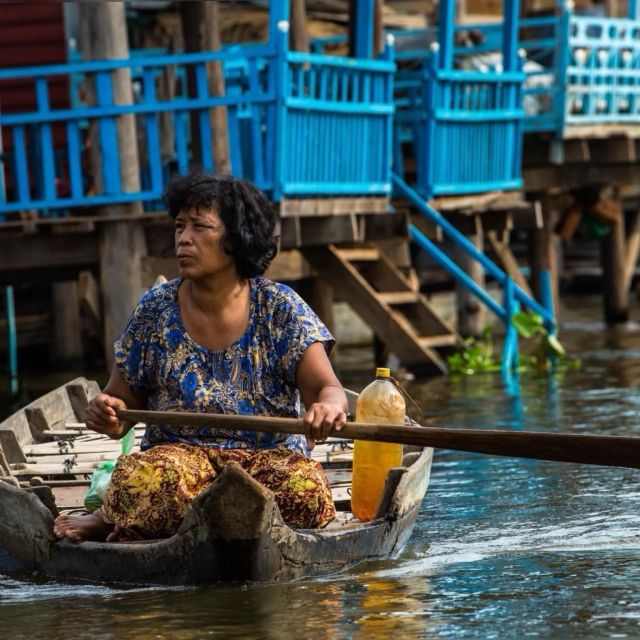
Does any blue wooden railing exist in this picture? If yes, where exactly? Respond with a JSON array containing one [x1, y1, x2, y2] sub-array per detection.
[[393, 173, 556, 372], [394, 48, 524, 199], [390, 23, 525, 198], [0, 22, 395, 219], [276, 33, 395, 199], [312, 5, 525, 200], [0, 46, 275, 216], [460, 9, 640, 137]]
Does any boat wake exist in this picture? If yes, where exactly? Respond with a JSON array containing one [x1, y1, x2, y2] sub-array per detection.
[[0, 575, 185, 603], [372, 512, 640, 578]]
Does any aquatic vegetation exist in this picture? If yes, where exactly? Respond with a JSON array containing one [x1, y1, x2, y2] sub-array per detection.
[[447, 312, 581, 375]]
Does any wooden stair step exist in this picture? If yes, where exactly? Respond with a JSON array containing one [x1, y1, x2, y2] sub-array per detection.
[[304, 245, 451, 374], [417, 335, 459, 348], [334, 247, 380, 262], [378, 291, 418, 305]]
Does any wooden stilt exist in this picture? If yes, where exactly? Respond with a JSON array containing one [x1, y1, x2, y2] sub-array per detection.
[[600, 206, 628, 323], [296, 277, 335, 336], [290, 0, 309, 52], [530, 194, 561, 317], [623, 208, 640, 293], [78, 3, 141, 198], [373, 0, 384, 56], [78, 3, 148, 364], [455, 233, 486, 337], [180, 1, 231, 173], [99, 220, 148, 357], [205, 1, 231, 174], [487, 230, 533, 299], [51, 281, 83, 367]]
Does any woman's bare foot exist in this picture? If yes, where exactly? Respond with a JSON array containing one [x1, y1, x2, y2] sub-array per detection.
[[53, 513, 114, 542]]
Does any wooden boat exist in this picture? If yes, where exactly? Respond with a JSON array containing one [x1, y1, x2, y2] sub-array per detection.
[[0, 378, 433, 585]]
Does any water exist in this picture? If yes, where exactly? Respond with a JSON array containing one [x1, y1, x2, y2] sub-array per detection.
[[3, 297, 640, 639]]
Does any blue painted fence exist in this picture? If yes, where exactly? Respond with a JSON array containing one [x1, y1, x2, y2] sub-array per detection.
[[0, 23, 395, 219], [467, 9, 640, 136], [393, 44, 524, 199], [277, 39, 395, 199], [313, 27, 525, 199]]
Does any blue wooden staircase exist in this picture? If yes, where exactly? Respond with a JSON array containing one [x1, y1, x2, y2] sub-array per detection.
[[307, 175, 557, 375]]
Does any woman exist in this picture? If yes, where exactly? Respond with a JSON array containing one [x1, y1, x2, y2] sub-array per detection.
[[53, 172, 348, 542]]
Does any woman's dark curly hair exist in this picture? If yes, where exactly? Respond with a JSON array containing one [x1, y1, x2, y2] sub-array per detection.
[[164, 172, 278, 278]]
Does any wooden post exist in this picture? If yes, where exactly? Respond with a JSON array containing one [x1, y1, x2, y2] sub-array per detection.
[[600, 203, 628, 323], [605, 0, 620, 18], [296, 277, 335, 335], [455, 232, 486, 337], [51, 281, 83, 367], [78, 2, 141, 197], [373, 0, 384, 57], [294, 276, 337, 360], [487, 231, 533, 299], [530, 194, 561, 317], [290, 0, 309, 52], [180, 0, 231, 173], [623, 208, 640, 293], [78, 2, 148, 364]]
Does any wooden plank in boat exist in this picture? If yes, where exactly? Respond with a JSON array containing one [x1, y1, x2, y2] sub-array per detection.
[[324, 468, 352, 484], [311, 440, 354, 467], [61, 422, 146, 432], [11, 461, 101, 476], [23, 439, 141, 456], [50, 490, 355, 517], [324, 511, 361, 530], [23, 478, 91, 488], [43, 484, 353, 516], [25, 452, 120, 464], [331, 485, 351, 505], [0, 429, 27, 464], [40, 429, 101, 438], [40, 426, 146, 438], [49, 485, 89, 510]]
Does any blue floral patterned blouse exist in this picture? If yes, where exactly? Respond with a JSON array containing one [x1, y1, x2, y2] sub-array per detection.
[[114, 277, 334, 454]]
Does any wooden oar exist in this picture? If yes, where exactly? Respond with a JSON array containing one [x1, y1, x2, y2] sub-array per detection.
[[117, 409, 640, 470]]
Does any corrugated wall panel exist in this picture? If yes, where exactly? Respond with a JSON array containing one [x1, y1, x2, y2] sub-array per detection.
[[0, 3, 68, 198]]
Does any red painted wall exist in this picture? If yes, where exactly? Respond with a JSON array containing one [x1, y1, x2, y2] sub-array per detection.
[[0, 3, 69, 191], [0, 3, 68, 112]]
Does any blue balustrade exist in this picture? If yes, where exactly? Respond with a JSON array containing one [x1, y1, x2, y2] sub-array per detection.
[[309, 1, 525, 200], [396, 57, 524, 198], [276, 27, 395, 199], [392, 35, 524, 198], [520, 9, 640, 135], [507, 15, 561, 134], [0, 47, 275, 217], [0, 25, 395, 220]]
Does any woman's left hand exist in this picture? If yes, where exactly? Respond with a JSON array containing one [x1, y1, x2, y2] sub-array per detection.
[[303, 402, 348, 450]]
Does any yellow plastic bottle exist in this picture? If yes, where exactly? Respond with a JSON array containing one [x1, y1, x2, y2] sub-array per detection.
[[351, 367, 406, 522]]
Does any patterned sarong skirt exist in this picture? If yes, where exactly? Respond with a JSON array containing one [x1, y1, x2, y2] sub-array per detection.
[[100, 443, 336, 540]]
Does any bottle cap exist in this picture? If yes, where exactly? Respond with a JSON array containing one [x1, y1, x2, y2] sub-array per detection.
[[375, 367, 391, 378]]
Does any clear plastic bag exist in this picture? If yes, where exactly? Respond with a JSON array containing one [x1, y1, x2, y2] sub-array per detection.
[[84, 427, 135, 512]]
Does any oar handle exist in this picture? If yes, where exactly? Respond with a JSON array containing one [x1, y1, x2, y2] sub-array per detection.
[[115, 409, 640, 470]]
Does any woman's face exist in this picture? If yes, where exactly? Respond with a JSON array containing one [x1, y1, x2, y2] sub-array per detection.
[[174, 206, 234, 280]]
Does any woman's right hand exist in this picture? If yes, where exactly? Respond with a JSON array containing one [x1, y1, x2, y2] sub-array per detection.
[[85, 393, 128, 439]]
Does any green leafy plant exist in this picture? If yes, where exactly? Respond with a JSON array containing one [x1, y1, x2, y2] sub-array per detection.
[[446, 311, 580, 375], [446, 326, 501, 375]]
